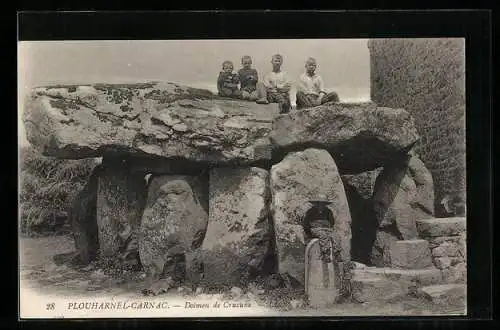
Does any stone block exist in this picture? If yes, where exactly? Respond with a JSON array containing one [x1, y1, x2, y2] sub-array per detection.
[[389, 239, 433, 269], [416, 217, 466, 237]]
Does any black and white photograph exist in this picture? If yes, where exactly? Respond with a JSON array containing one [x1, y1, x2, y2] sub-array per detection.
[[18, 37, 467, 318]]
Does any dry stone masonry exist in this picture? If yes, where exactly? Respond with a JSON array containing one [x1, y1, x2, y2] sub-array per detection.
[[24, 81, 466, 305]]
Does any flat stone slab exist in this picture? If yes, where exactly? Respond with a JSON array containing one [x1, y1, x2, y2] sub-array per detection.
[[354, 267, 443, 286], [351, 273, 408, 303], [416, 217, 466, 237], [418, 284, 466, 307], [270, 102, 420, 173], [389, 239, 433, 269], [23, 82, 278, 164]]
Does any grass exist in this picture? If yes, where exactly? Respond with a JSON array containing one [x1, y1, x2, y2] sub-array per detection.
[[19, 146, 99, 236]]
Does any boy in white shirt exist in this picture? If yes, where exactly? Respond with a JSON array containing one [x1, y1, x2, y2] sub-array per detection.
[[256, 54, 292, 114], [296, 57, 339, 110]]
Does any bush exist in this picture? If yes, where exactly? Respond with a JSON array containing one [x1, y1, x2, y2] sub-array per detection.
[[19, 146, 99, 236], [368, 38, 466, 216]]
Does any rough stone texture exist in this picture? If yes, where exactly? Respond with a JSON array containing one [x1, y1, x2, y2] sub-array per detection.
[[200, 167, 272, 288], [418, 284, 466, 308], [389, 239, 433, 269], [270, 102, 420, 173], [369, 39, 466, 216], [416, 217, 466, 237], [442, 262, 466, 284], [96, 157, 147, 258], [270, 148, 352, 285], [341, 170, 380, 264], [69, 165, 102, 264], [351, 272, 408, 303], [354, 267, 443, 286], [23, 82, 278, 164], [370, 228, 399, 267], [138, 174, 208, 286], [373, 154, 435, 240], [341, 169, 380, 201], [434, 257, 453, 270], [432, 242, 459, 258], [427, 235, 462, 249]]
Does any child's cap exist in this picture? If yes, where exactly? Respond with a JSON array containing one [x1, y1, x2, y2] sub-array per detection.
[[271, 54, 283, 61], [222, 60, 234, 68], [241, 55, 252, 62]]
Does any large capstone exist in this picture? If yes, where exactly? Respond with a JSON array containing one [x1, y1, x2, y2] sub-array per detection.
[[200, 167, 272, 288], [96, 157, 148, 260], [138, 174, 208, 287], [270, 102, 420, 173], [270, 148, 352, 286], [23, 82, 278, 164]]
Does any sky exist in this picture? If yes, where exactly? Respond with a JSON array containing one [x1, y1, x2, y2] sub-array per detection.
[[18, 39, 371, 146]]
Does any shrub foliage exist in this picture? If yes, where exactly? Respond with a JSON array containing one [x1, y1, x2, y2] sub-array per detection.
[[368, 38, 466, 215], [19, 146, 98, 235]]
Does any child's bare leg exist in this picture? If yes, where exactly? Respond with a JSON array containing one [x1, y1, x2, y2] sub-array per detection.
[[256, 82, 269, 104]]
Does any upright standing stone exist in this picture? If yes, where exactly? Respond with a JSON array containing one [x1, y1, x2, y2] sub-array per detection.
[[139, 174, 208, 292], [200, 167, 271, 288], [96, 157, 147, 259], [69, 165, 102, 264], [270, 148, 352, 286]]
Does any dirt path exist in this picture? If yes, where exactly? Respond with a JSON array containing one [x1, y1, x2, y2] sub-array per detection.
[[19, 234, 464, 317]]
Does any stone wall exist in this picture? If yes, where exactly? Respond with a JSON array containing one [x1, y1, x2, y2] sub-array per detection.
[[416, 217, 466, 284], [368, 38, 466, 216]]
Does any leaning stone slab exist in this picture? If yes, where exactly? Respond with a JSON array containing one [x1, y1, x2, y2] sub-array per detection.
[[416, 217, 466, 237], [270, 148, 352, 285], [270, 102, 420, 173], [23, 82, 278, 164], [389, 239, 433, 269], [200, 167, 271, 288], [373, 155, 435, 240]]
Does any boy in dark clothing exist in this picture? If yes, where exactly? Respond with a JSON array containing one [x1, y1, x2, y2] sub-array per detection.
[[217, 60, 242, 98], [238, 55, 259, 101]]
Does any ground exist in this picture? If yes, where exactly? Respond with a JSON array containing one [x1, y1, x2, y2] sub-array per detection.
[[20, 234, 464, 317]]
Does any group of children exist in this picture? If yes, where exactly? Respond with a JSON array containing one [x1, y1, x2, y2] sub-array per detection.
[[217, 54, 339, 114]]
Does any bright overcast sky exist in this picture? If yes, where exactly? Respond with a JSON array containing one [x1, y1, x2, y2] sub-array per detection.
[[18, 39, 371, 146]]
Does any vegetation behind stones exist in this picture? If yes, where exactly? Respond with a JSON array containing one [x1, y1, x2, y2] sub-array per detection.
[[19, 146, 99, 236], [369, 38, 466, 216]]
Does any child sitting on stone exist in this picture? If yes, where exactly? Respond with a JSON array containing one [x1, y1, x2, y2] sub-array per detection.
[[238, 55, 259, 101], [296, 57, 339, 110], [217, 60, 242, 98], [256, 54, 292, 114]]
